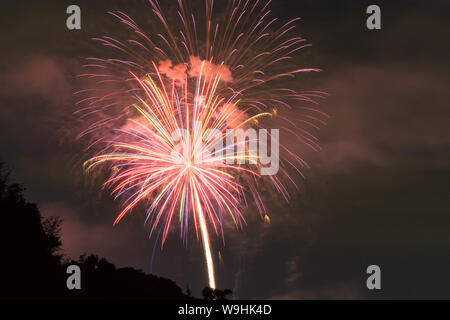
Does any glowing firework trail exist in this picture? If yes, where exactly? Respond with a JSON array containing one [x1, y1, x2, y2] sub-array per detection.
[[84, 63, 267, 287], [77, 0, 327, 289]]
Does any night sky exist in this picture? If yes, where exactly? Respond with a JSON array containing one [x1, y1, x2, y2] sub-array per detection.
[[1, 0, 449, 299]]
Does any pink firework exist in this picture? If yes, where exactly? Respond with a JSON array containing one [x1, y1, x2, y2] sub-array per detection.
[[76, 0, 327, 289]]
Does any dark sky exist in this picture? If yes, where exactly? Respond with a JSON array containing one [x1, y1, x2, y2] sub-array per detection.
[[1, 0, 449, 299]]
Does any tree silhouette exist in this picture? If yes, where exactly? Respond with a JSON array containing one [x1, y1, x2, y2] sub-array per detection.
[[0, 161, 65, 298], [0, 160, 193, 299], [0, 160, 236, 299], [202, 287, 233, 300]]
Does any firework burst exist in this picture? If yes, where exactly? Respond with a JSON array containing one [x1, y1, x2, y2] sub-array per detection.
[[76, 0, 327, 289]]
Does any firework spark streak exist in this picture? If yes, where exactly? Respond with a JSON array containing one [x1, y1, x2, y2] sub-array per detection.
[[77, 0, 327, 290]]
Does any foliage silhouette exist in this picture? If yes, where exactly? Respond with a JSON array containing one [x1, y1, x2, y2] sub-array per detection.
[[0, 161, 191, 299], [0, 160, 233, 299], [202, 287, 233, 300]]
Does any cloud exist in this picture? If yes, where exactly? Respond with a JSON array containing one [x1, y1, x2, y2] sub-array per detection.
[[188, 56, 233, 83], [39, 202, 116, 260], [158, 59, 188, 85], [1, 56, 71, 105], [0, 56, 77, 155], [312, 62, 450, 173], [157, 56, 233, 85]]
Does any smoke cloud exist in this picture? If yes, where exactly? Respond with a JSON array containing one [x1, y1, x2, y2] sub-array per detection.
[[158, 56, 233, 85]]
